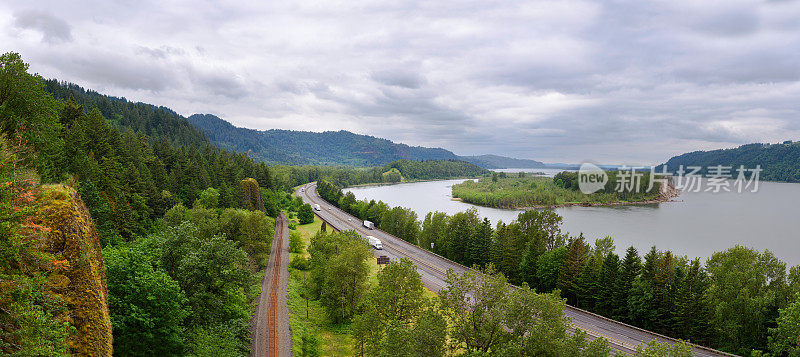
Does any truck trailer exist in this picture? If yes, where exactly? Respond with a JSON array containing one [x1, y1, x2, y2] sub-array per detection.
[[367, 236, 383, 250], [363, 220, 375, 229]]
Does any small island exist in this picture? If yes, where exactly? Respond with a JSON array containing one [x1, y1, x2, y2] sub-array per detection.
[[452, 171, 679, 209]]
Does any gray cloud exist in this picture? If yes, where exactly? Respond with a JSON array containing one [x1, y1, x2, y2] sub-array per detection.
[[13, 10, 72, 44], [2, 0, 800, 164]]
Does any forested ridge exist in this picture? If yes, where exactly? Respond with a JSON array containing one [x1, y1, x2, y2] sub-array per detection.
[[44, 80, 210, 148], [188, 113, 461, 166], [662, 142, 800, 182], [317, 179, 800, 356]]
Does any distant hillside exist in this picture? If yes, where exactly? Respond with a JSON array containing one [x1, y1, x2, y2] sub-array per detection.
[[661, 141, 800, 182], [460, 154, 546, 169], [188, 113, 460, 166]]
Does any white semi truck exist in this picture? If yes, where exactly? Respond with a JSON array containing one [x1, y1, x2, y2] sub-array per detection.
[[363, 220, 375, 229], [367, 236, 383, 250]]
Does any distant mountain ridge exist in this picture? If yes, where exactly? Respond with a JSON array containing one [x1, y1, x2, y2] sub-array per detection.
[[189, 114, 558, 168], [188, 114, 460, 166], [661, 141, 800, 182], [460, 154, 546, 169]]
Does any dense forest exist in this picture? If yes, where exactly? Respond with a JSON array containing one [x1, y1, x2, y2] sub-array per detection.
[[188, 113, 461, 166], [317, 179, 800, 356], [451, 171, 667, 208], [661, 142, 800, 182]]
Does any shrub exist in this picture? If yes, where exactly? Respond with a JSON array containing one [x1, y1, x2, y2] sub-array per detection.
[[289, 231, 304, 253], [290, 256, 311, 271]]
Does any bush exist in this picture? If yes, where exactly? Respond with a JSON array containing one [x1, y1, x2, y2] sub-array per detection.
[[290, 256, 311, 271], [289, 231, 304, 253], [289, 222, 297, 230]]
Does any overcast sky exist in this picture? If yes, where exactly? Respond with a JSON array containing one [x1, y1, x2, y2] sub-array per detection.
[[2, 0, 800, 164]]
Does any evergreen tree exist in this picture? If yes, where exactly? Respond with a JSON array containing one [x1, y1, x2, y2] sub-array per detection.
[[595, 253, 620, 316], [558, 237, 589, 305], [613, 246, 641, 322]]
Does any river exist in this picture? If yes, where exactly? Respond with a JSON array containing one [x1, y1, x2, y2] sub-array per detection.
[[344, 170, 800, 266]]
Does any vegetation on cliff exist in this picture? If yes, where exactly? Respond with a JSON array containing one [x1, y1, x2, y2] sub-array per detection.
[[0, 136, 112, 356]]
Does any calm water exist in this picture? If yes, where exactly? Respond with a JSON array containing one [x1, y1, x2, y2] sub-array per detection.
[[344, 174, 800, 266]]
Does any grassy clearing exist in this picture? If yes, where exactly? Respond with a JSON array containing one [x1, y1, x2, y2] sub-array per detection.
[[287, 215, 380, 356]]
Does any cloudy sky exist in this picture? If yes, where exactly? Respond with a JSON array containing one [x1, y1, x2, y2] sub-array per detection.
[[2, 0, 800, 164]]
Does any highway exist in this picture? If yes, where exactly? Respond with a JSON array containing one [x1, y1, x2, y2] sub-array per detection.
[[296, 182, 734, 356]]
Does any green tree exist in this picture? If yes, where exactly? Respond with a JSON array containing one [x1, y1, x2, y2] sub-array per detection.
[[409, 306, 447, 357], [0, 52, 64, 181], [558, 237, 589, 305], [311, 231, 373, 323], [197, 187, 220, 209], [633, 340, 693, 357], [105, 244, 189, 356], [369, 258, 425, 322], [705, 246, 787, 354], [298, 203, 315, 225], [533, 246, 568, 292], [769, 293, 800, 356], [438, 266, 511, 353], [595, 252, 620, 316], [613, 246, 641, 322], [419, 211, 449, 254]]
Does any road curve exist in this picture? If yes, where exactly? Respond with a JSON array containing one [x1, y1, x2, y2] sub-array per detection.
[[296, 182, 734, 356], [251, 212, 291, 357]]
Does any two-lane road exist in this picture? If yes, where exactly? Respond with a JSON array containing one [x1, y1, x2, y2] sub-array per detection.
[[296, 182, 733, 356]]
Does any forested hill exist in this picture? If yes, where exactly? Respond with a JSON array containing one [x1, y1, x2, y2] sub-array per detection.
[[662, 141, 800, 182], [188, 113, 460, 166], [459, 154, 546, 169], [44, 80, 209, 147]]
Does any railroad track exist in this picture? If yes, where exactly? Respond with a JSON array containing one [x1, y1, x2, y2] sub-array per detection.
[[252, 213, 288, 357], [267, 215, 284, 355]]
